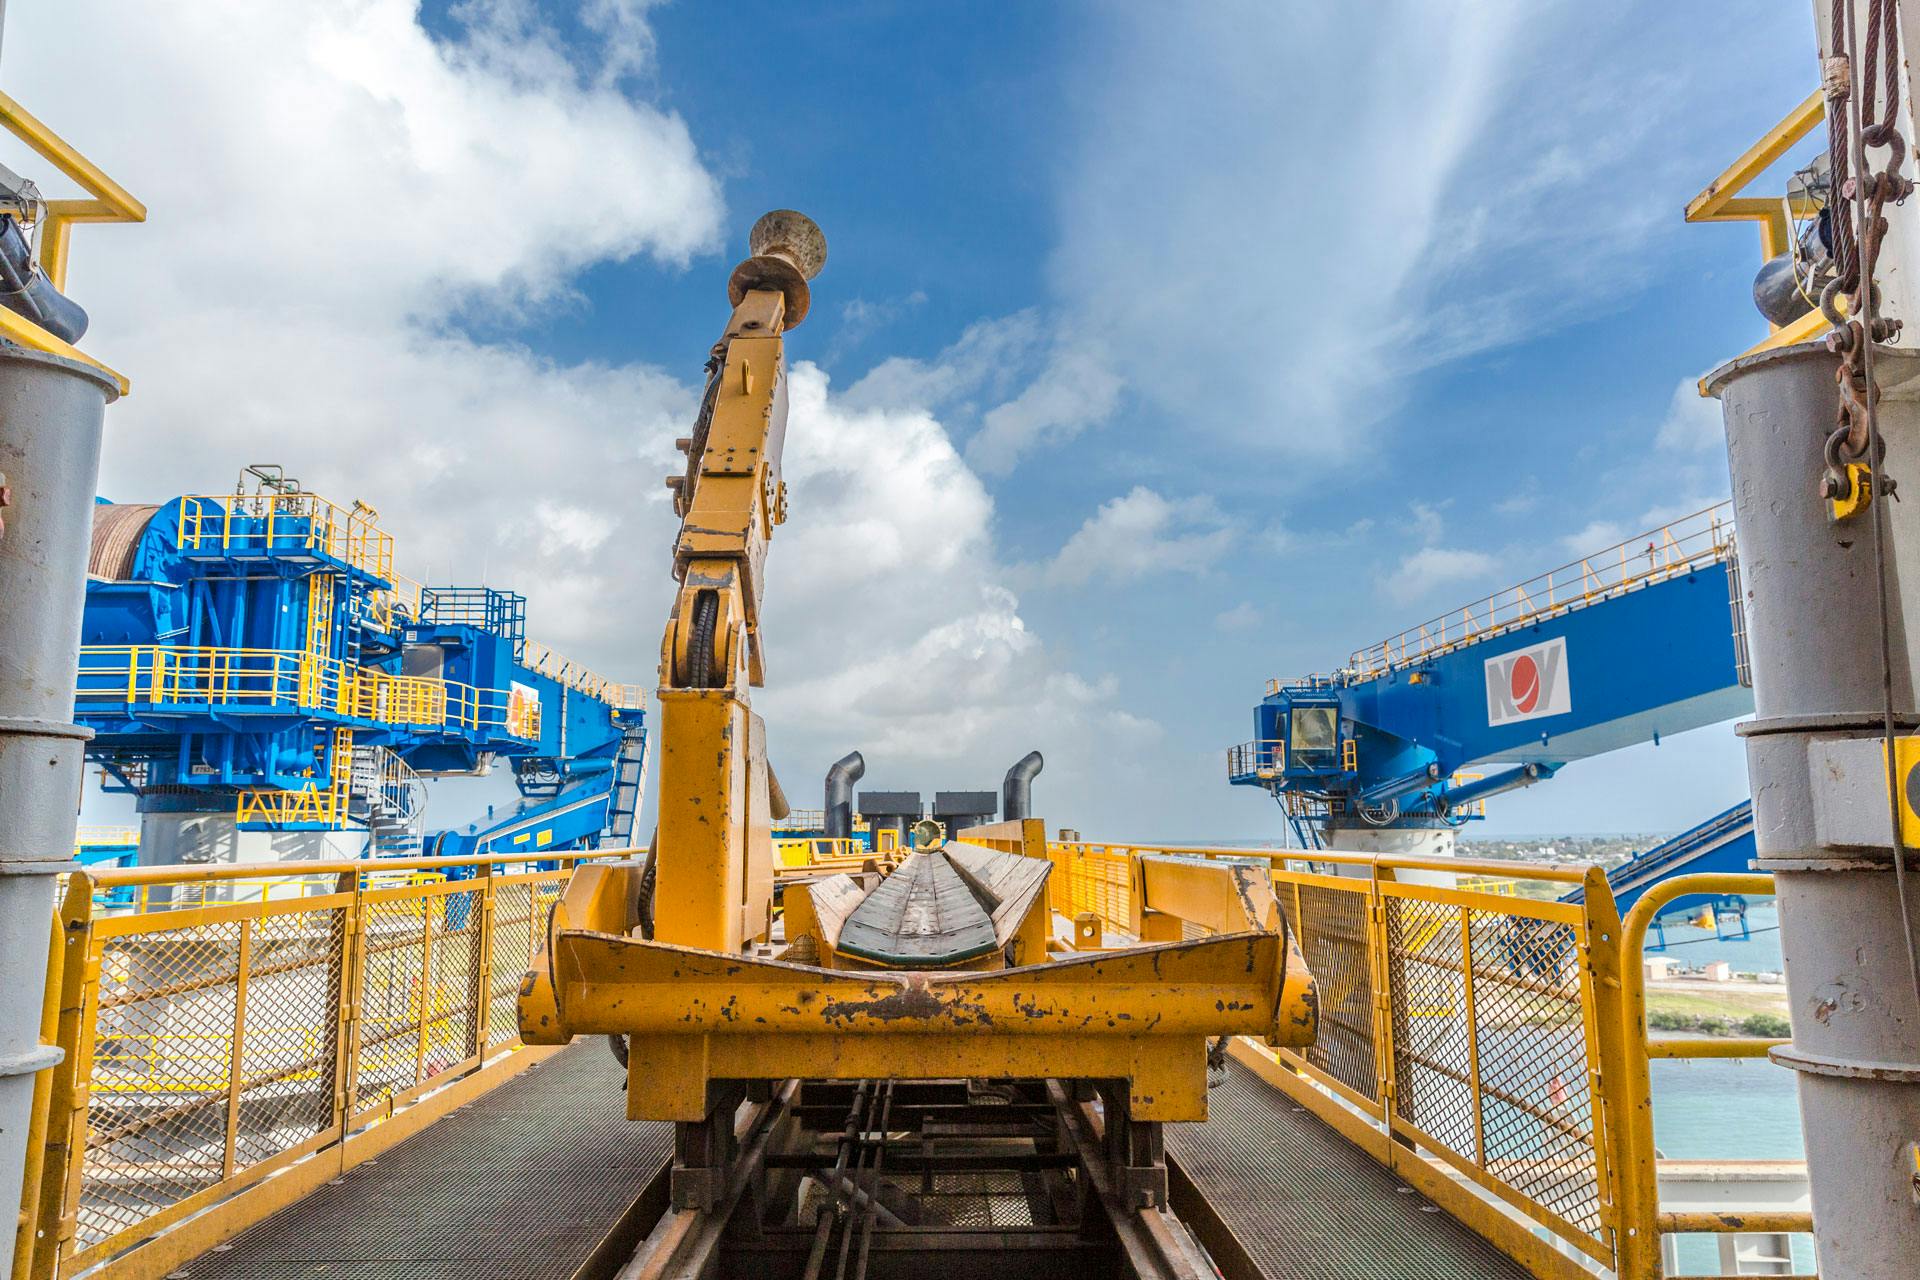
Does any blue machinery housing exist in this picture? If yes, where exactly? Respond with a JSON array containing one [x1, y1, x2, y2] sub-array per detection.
[[76, 479, 646, 858]]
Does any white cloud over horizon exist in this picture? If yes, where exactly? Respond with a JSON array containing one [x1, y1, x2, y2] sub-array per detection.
[[18, 0, 1154, 830], [20, 0, 1777, 841]]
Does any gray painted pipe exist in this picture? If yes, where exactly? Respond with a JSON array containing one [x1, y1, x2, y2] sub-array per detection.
[[1709, 342, 1920, 1278], [1002, 751, 1043, 821], [0, 347, 117, 1280], [823, 751, 864, 840]]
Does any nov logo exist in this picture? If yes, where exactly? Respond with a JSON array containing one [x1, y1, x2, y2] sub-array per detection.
[[1485, 637, 1570, 726]]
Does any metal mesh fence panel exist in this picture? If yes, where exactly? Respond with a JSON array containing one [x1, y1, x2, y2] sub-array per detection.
[[354, 896, 431, 1110], [1467, 908, 1600, 1240], [1290, 881, 1378, 1101], [420, 887, 481, 1078], [1061, 848, 1131, 935], [51, 859, 613, 1272], [230, 906, 345, 1170], [1384, 894, 1602, 1243], [488, 882, 538, 1049], [79, 918, 245, 1249]]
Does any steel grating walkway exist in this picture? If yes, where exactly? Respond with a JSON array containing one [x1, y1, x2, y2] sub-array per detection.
[[176, 1048, 1526, 1280], [177, 1042, 667, 1280], [1167, 1061, 1531, 1280]]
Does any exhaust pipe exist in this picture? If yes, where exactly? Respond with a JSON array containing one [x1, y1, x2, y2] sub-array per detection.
[[824, 751, 865, 839], [1002, 751, 1044, 822]]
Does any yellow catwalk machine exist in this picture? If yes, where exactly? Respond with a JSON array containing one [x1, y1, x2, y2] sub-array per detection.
[[517, 212, 1317, 1279]]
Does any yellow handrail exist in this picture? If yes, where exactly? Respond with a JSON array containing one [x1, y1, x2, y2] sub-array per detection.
[[1614, 873, 1804, 1278], [77, 645, 536, 739], [26, 850, 630, 1278], [176, 492, 396, 582]]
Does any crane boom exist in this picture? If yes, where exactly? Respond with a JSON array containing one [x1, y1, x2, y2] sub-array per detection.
[[1230, 505, 1753, 843]]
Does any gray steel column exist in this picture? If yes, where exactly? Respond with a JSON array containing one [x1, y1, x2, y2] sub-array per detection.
[[0, 347, 116, 1280], [1709, 342, 1920, 1279]]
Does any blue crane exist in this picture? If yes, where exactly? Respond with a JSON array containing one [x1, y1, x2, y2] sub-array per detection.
[[75, 468, 646, 863], [1228, 504, 1754, 869]]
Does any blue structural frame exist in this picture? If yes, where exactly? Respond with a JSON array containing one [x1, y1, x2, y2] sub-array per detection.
[[1231, 564, 1752, 840], [1566, 800, 1759, 927], [77, 487, 646, 858], [1229, 542, 1778, 923]]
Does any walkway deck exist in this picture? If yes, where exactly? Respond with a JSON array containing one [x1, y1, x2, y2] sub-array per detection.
[[176, 1046, 1527, 1280]]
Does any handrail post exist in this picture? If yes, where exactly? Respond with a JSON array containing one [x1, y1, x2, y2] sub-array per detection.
[[469, 864, 495, 1061], [40, 879, 97, 1280], [413, 890, 437, 1088], [1363, 863, 1401, 1146], [221, 919, 254, 1179], [1457, 905, 1485, 1167], [1613, 871, 1778, 1277], [319, 871, 356, 1142]]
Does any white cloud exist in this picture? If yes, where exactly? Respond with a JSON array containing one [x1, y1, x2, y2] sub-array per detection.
[[967, 343, 1122, 475], [1385, 546, 1498, 605], [1655, 376, 1726, 452], [1051, 2, 1528, 457], [1044, 487, 1233, 586], [841, 311, 1045, 418], [22, 1, 1146, 828], [842, 314, 1122, 475], [760, 365, 1159, 797], [1215, 602, 1261, 633], [1040, 3, 1795, 466], [1559, 520, 1624, 558], [1408, 500, 1450, 545]]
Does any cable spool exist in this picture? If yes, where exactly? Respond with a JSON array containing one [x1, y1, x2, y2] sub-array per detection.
[[727, 209, 827, 327]]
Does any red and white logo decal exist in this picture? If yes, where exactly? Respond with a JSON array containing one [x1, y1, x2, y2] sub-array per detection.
[[1485, 637, 1570, 726]]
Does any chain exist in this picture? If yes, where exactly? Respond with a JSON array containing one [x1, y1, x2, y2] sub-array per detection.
[[1821, 0, 1912, 502], [1829, 0, 1920, 1015]]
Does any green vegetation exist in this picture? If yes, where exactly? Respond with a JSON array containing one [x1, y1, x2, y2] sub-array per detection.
[[1646, 998, 1790, 1038]]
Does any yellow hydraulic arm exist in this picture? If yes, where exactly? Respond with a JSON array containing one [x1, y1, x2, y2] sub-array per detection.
[[652, 211, 825, 955], [518, 212, 1317, 1138]]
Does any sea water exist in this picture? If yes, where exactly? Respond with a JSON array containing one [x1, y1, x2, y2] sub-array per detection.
[[1644, 904, 1812, 1273]]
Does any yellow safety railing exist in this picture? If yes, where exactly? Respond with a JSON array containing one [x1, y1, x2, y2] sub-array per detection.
[[1045, 843, 1816, 1278], [20, 850, 630, 1280], [76, 646, 537, 742], [0, 89, 144, 394], [78, 646, 308, 710], [367, 572, 427, 632], [177, 492, 395, 583], [1049, 840, 1626, 1279], [1686, 89, 1831, 361], [520, 639, 646, 710], [1615, 873, 1806, 1279], [1348, 503, 1737, 677], [71, 827, 139, 851], [774, 808, 827, 832], [773, 836, 866, 869], [1225, 739, 1282, 780]]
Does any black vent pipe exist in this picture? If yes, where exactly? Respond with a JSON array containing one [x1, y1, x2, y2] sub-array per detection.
[[1002, 751, 1044, 821], [824, 750, 865, 839]]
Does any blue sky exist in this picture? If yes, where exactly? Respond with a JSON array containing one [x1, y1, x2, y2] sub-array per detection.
[[17, 1, 1825, 839]]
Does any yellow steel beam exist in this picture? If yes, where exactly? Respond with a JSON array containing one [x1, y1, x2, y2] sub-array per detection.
[[1685, 90, 1824, 224], [0, 92, 144, 222], [1132, 853, 1275, 937], [533, 930, 1300, 1041]]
